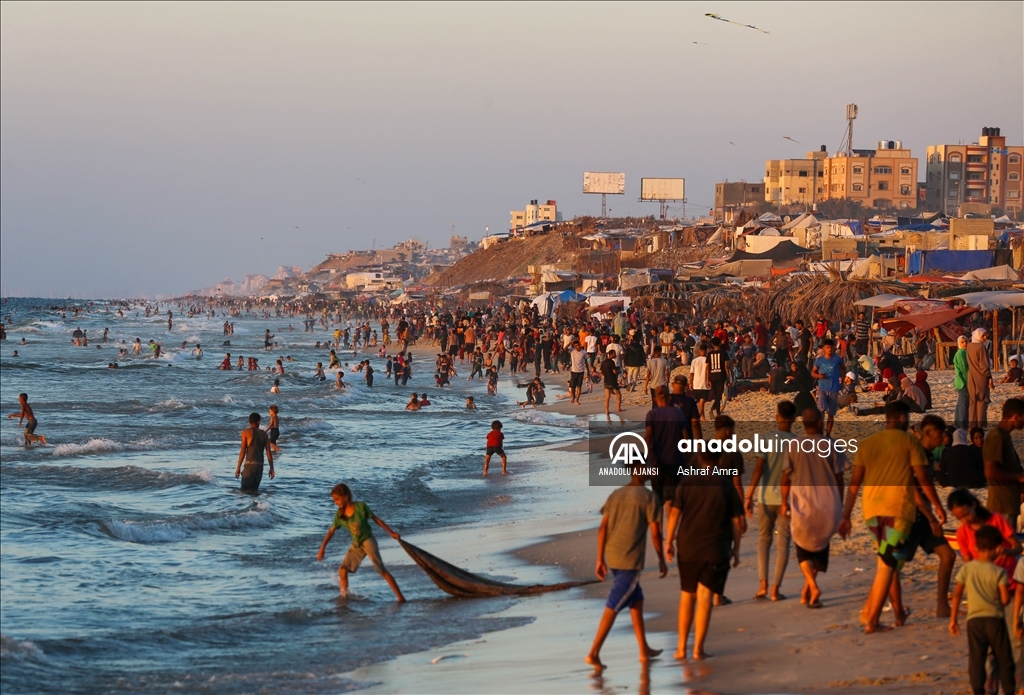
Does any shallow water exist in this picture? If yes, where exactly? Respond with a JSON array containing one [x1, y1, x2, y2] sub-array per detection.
[[0, 299, 584, 694]]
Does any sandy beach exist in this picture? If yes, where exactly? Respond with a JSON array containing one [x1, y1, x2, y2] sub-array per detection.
[[339, 359, 1021, 694]]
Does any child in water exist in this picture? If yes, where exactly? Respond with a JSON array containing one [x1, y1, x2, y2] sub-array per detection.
[[465, 396, 476, 410], [483, 420, 507, 475], [267, 404, 281, 452], [316, 483, 406, 603]]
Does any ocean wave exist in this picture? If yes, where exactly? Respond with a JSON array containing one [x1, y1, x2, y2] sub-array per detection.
[[51, 438, 123, 457], [286, 417, 332, 434], [0, 635, 45, 661], [2, 463, 216, 489], [101, 501, 273, 544], [50, 435, 201, 458], [508, 409, 586, 429], [148, 398, 194, 412]]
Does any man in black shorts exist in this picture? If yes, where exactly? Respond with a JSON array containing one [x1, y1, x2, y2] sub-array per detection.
[[601, 349, 622, 417], [665, 453, 744, 661], [235, 412, 274, 492]]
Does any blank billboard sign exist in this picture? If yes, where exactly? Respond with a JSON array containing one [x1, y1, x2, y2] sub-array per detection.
[[640, 178, 685, 201], [583, 172, 626, 195]]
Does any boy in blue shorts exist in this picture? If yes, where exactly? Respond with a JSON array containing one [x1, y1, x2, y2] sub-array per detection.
[[316, 483, 406, 603], [586, 472, 667, 670]]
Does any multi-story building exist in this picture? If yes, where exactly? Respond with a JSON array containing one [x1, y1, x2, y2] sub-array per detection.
[[764, 149, 828, 206], [925, 127, 1023, 215], [820, 141, 918, 209], [766, 143, 919, 210], [510, 199, 559, 230], [714, 182, 762, 218]]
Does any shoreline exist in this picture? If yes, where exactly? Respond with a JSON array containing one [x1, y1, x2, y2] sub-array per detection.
[[340, 366, 1020, 694]]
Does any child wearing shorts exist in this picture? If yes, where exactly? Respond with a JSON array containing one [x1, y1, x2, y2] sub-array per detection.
[[586, 473, 667, 669], [484, 420, 507, 475], [316, 483, 405, 603]]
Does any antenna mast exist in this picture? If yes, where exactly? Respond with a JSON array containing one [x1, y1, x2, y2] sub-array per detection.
[[841, 104, 858, 156]]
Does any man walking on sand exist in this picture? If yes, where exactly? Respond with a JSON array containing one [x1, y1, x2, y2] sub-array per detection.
[[780, 407, 847, 609], [586, 472, 667, 670], [644, 346, 669, 408], [838, 400, 946, 633], [745, 400, 796, 602], [568, 339, 587, 405], [666, 453, 744, 660]]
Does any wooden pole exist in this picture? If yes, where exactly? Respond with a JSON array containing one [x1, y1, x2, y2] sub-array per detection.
[[993, 310, 1000, 372], [934, 328, 944, 370]]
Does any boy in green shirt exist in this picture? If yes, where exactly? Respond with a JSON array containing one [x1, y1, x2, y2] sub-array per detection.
[[317, 483, 406, 603], [950, 525, 1014, 695]]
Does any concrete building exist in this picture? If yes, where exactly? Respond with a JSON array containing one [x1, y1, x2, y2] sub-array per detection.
[[714, 182, 762, 218], [510, 199, 559, 230], [764, 149, 828, 206], [925, 127, 1024, 215], [820, 141, 919, 209]]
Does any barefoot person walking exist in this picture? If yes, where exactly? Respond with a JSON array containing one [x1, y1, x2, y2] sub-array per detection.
[[838, 400, 946, 633], [586, 472, 667, 670], [316, 483, 405, 603]]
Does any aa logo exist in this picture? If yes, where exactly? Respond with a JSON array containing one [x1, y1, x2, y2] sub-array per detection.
[[609, 432, 648, 466]]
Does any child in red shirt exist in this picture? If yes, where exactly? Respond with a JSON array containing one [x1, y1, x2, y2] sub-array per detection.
[[484, 420, 507, 475]]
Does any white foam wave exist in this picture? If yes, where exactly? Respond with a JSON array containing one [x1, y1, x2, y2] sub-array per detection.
[[52, 438, 123, 457], [148, 398, 193, 412], [103, 501, 273, 544], [0, 635, 45, 661], [508, 409, 586, 428]]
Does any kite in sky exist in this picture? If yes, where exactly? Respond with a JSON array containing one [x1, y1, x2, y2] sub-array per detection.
[[783, 136, 802, 145], [704, 13, 770, 34]]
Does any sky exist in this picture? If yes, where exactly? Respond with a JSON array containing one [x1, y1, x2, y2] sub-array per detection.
[[1, 2, 1021, 298]]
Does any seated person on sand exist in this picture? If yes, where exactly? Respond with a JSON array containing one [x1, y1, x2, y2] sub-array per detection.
[[749, 352, 770, 379], [1000, 358, 1023, 385], [518, 378, 546, 408], [836, 371, 858, 412]]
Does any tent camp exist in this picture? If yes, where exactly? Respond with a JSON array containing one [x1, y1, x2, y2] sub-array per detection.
[[952, 291, 1024, 311], [960, 265, 1021, 282], [725, 239, 812, 264], [531, 290, 587, 315], [707, 259, 773, 278]]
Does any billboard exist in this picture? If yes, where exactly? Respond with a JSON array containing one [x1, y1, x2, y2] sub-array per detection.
[[640, 178, 685, 201], [583, 172, 626, 195]]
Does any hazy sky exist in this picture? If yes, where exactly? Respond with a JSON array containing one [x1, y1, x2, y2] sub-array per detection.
[[2, 2, 1021, 298]]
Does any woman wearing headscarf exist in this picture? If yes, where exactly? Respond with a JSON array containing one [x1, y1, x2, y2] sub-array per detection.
[[966, 327, 992, 429], [914, 370, 933, 410], [953, 335, 969, 430]]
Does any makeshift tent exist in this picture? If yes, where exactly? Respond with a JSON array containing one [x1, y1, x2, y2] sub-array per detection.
[[758, 212, 782, 223], [725, 239, 812, 263], [706, 227, 725, 244], [961, 265, 1021, 282], [953, 291, 1024, 311], [588, 294, 631, 312], [881, 306, 978, 337], [853, 293, 909, 309], [400, 540, 596, 597], [907, 250, 994, 274], [707, 259, 773, 277]]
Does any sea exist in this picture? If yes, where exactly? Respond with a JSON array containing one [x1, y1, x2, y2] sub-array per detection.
[[0, 298, 593, 694]]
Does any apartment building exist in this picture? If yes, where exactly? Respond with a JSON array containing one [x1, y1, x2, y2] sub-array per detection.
[[925, 127, 1024, 214], [763, 149, 828, 206], [714, 182, 763, 218], [820, 141, 918, 209], [510, 199, 559, 230]]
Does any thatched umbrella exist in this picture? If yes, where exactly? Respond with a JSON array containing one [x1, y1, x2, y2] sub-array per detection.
[[752, 274, 918, 323]]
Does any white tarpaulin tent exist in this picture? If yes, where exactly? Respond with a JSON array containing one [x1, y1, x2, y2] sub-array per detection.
[[953, 291, 1024, 310], [853, 293, 911, 309], [961, 265, 1021, 282]]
